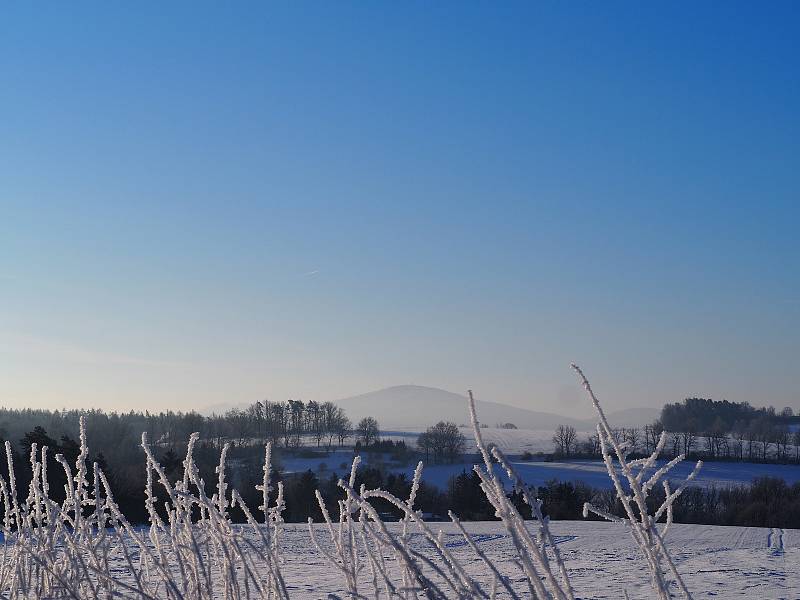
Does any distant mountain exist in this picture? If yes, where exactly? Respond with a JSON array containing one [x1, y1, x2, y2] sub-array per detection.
[[200, 385, 661, 431], [333, 385, 590, 431]]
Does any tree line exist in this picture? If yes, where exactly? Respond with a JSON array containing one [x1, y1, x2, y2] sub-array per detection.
[[280, 466, 800, 530], [550, 423, 664, 459], [0, 401, 390, 524], [534, 476, 800, 530], [0, 399, 388, 456], [549, 396, 800, 463], [662, 397, 797, 433], [3, 409, 798, 529], [0, 404, 474, 525], [659, 397, 800, 461], [551, 420, 800, 463]]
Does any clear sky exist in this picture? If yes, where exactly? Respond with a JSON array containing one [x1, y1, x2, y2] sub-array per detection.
[[1, 2, 798, 417]]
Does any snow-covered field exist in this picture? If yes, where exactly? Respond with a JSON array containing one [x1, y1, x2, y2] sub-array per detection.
[[280, 446, 800, 490], [7, 407, 797, 598], [401, 457, 800, 490], [279, 410, 800, 492], [18, 520, 795, 598], [277, 520, 798, 598]]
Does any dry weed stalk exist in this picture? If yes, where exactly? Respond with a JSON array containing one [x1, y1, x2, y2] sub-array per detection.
[[572, 363, 698, 600]]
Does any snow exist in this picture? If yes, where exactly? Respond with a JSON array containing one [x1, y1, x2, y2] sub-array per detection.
[[401, 457, 800, 490], [275, 448, 356, 475], [272, 421, 800, 491], [7, 411, 797, 598], [44, 519, 795, 597], [273, 520, 799, 598], [278, 447, 800, 491]]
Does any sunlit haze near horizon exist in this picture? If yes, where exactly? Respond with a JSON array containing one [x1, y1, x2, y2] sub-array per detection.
[[1, 2, 798, 418]]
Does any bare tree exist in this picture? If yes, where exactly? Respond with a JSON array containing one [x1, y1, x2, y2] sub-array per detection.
[[320, 402, 341, 450], [645, 420, 664, 455], [680, 428, 696, 457], [611, 427, 625, 446], [745, 421, 758, 461], [335, 413, 352, 447], [669, 431, 681, 458], [774, 425, 790, 461], [751, 416, 772, 460], [287, 400, 305, 448], [416, 430, 432, 462], [306, 401, 325, 447], [552, 424, 577, 457], [226, 408, 252, 446], [582, 432, 600, 456], [356, 416, 379, 447], [730, 420, 746, 460], [246, 401, 265, 442], [418, 421, 466, 463], [704, 417, 728, 459], [793, 429, 800, 462], [624, 427, 641, 454]]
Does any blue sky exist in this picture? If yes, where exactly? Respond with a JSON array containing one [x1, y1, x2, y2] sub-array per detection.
[[1, 2, 798, 416]]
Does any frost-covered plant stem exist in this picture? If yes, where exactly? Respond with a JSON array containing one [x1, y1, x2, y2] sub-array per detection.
[[572, 363, 697, 600], [468, 391, 574, 600]]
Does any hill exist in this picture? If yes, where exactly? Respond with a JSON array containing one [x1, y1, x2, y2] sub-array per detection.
[[334, 385, 591, 430], [201, 385, 660, 431]]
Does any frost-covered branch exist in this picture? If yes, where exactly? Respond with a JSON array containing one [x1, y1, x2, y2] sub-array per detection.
[[572, 363, 698, 600]]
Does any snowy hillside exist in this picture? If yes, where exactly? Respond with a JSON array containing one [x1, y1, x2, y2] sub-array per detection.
[[396, 456, 800, 491], [278, 521, 797, 598], [280, 446, 800, 491]]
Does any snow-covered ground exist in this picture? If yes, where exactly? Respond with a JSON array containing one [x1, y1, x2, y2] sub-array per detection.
[[401, 457, 800, 490], [278, 446, 800, 490], [277, 520, 798, 598]]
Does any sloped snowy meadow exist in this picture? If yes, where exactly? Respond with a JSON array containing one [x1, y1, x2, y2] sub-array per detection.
[[276, 520, 798, 598]]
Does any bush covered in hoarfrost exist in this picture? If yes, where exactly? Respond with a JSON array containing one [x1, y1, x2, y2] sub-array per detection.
[[0, 365, 700, 598]]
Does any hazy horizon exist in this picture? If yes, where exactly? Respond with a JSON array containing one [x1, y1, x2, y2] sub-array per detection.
[[2, 3, 798, 417]]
